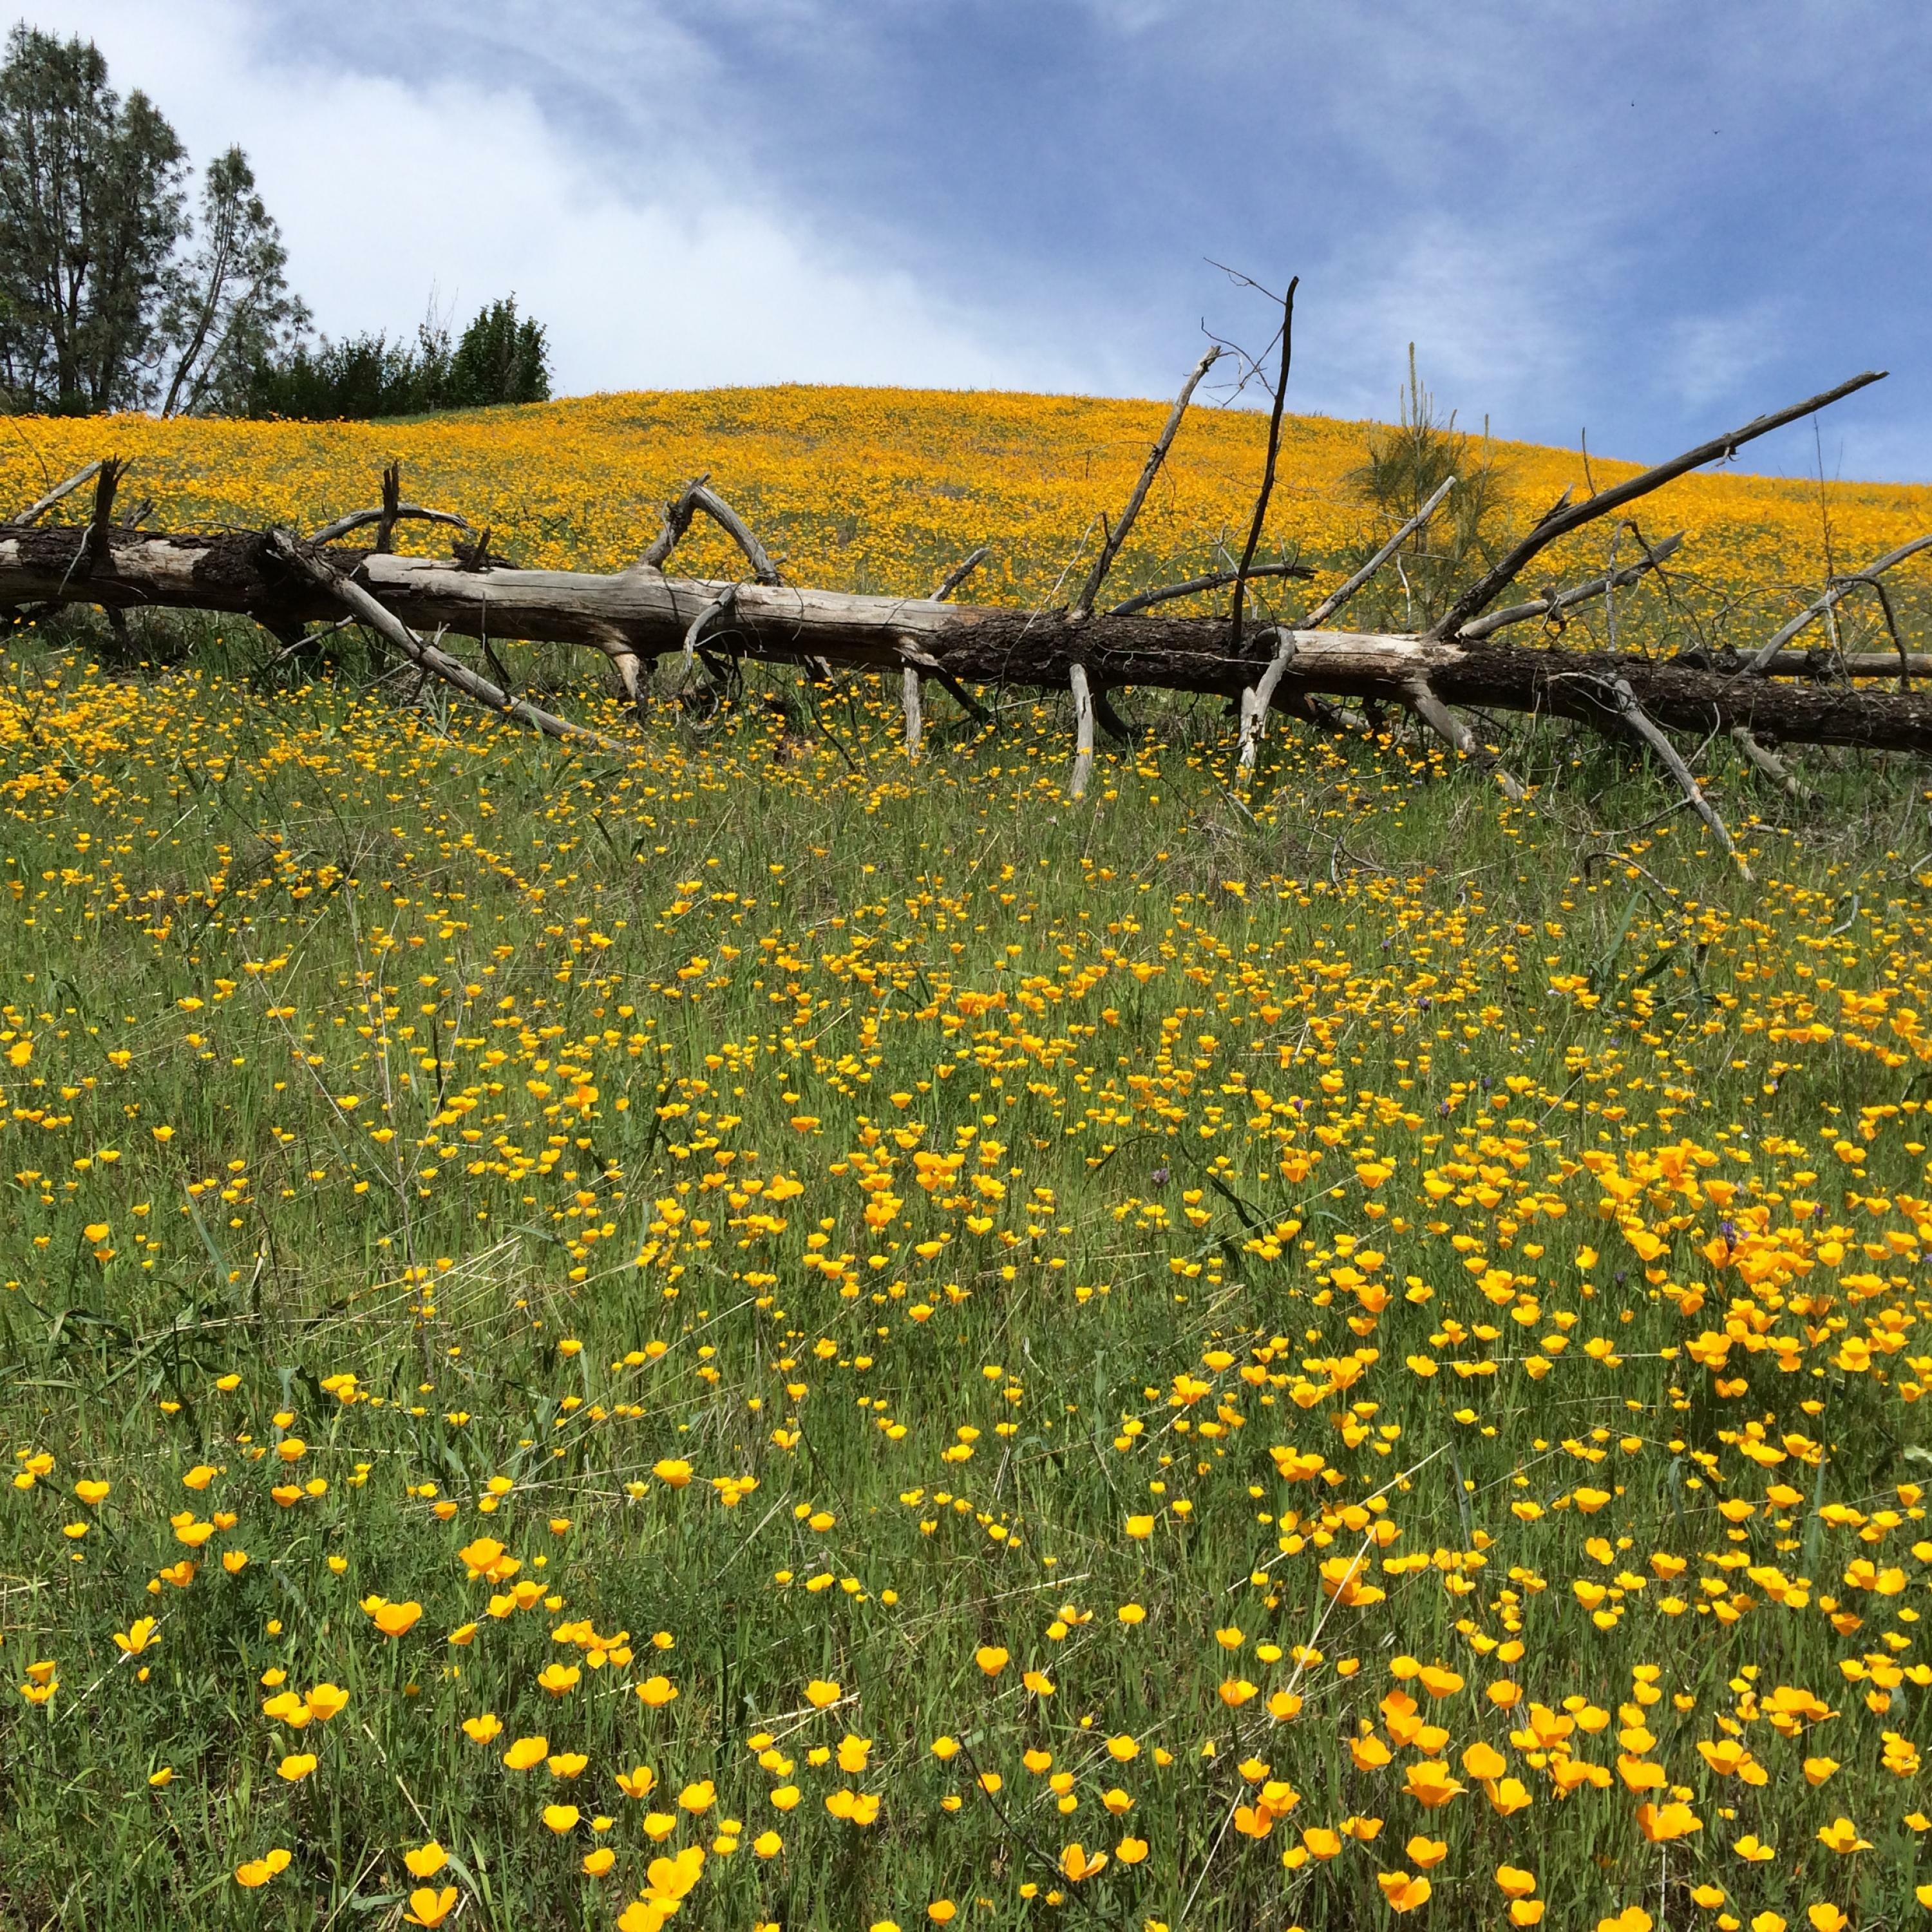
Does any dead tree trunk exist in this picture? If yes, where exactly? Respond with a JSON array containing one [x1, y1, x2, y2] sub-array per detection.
[[5, 519, 1928, 753], [3, 359, 1928, 820]]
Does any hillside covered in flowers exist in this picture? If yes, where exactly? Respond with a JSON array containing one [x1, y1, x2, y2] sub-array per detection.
[[1, 387, 1931, 1931]]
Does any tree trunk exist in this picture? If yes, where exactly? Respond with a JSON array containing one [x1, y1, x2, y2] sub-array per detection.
[[6, 520, 1929, 754]]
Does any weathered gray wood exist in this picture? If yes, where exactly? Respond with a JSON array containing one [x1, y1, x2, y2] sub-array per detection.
[[310, 503, 471, 544], [1300, 476, 1457, 631], [634, 479, 781, 585], [1742, 531, 1932, 672], [1068, 662, 1096, 799], [1401, 679, 1527, 802], [1598, 672, 1748, 876], [269, 533, 620, 752], [896, 636, 990, 724], [901, 663, 923, 759], [1241, 475, 1456, 764], [1229, 276, 1296, 656], [1730, 724, 1815, 801], [9, 521, 1932, 754], [7, 459, 103, 528], [1459, 531, 1685, 639]]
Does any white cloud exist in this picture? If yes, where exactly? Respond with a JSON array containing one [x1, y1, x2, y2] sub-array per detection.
[[24, 0, 1062, 395], [1661, 305, 1788, 411], [1307, 220, 1596, 436]]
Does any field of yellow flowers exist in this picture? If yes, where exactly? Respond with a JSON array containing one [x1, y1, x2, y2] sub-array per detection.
[[1, 381, 1930, 626], [2, 388, 1932, 1932]]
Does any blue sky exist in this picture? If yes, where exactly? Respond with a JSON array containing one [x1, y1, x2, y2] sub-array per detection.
[[40, 1, 1932, 478]]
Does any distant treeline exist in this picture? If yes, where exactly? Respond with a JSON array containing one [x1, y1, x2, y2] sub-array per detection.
[[245, 301, 553, 421], [0, 23, 552, 420]]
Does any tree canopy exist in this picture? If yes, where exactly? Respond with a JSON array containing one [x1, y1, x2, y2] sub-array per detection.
[[0, 26, 551, 419]]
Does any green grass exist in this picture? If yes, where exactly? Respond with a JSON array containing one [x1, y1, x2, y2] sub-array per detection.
[[1, 623, 1929, 1932]]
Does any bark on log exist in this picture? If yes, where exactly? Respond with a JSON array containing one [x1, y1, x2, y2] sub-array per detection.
[[8, 520, 1932, 755]]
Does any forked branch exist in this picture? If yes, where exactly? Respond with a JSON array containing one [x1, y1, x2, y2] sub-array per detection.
[[1742, 531, 1932, 673], [1238, 475, 1455, 769], [636, 478, 782, 585]]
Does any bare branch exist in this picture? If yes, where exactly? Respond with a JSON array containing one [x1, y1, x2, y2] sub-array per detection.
[[311, 504, 472, 545], [1730, 725, 1815, 801], [1069, 345, 1221, 620], [682, 584, 739, 672], [634, 478, 781, 585], [1300, 476, 1457, 630], [1458, 531, 1686, 639], [1866, 574, 1910, 690], [897, 638, 990, 723], [1229, 276, 1296, 656], [1235, 676, 1269, 772], [930, 546, 989, 601], [900, 665, 923, 760], [1111, 562, 1312, 618], [1593, 673, 1750, 876], [377, 462, 402, 554], [68, 457, 128, 584], [1236, 477, 1457, 770], [1742, 531, 1932, 672], [1434, 370, 1887, 638], [269, 531, 619, 753], [638, 473, 710, 570], [1746, 650, 1932, 678], [1067, 661, 1097, 798], [1401, 678, 1527, 802], [6, 459, 102, 528]]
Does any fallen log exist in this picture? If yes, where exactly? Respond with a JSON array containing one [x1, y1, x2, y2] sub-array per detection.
[[5, 336, 1931, 849], [4, 517, 1930, 754]]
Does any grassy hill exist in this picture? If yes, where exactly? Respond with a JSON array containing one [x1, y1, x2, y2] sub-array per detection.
[[5, 386, 1930, 648]]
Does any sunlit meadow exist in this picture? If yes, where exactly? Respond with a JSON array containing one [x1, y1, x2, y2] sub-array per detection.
[[3, 387, 1932, 1932]]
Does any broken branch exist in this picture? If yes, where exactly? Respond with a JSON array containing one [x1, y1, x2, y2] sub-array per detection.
[[8, 459, 104, 528], [1458, 531, 1685, 639], [1108, 560, 1311, 618], [1741, 531, 1932, 673], [1236, 475, 1456, 767], [1069, 345, 1220, 620], [1228, 276, 1297, 656], [1593, 672, 1750, 876], [635, 479, 781, 585], [1730, 724, 1815, 802], [1400, 678, 1527, 802], [1300, 476, 1457, 630], [1068, 661, 1097, 799], [931, 547, 989, 601], [311, 503, 472, 544], [268, 531, 620, 753], [1434, 370, 1886, 638]]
